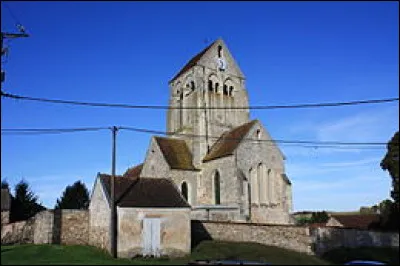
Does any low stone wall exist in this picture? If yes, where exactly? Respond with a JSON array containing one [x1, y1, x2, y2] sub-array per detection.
[[1, 218, 35, 245], [310, 227, 399, 255], [59, 210, 89, 245], [192, 220, 313, 254], [1, 209, 89, 246]]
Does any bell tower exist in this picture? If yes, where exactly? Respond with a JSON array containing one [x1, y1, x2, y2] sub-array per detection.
[[167, 39, 250, 166]]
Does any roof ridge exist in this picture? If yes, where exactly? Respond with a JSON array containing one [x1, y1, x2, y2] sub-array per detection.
[[169, 40, 217, 83]]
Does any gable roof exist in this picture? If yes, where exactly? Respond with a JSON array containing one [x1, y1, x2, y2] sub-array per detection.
[[99, 174, 190, 208], [123, 163, 143, 178], [170, 40, 216, 83], [155, 137, 198, 170], [203, 120, 258, 162], [329, 214, 380, 230], [1, 188, 11, 211]]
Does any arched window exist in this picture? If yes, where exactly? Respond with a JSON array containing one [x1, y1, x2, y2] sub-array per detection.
[[250, 167, 259, 204], [256, 129, 261, 140], [215, 83, 219, 93], [181, 182, 188, 202], [208, 80, 213, 92], [229, 86, 234, 96], [214, 171, 221, 205], [218, 45, 223, 58], [223, 84, 228, 95], [190, 81, 195, 91]]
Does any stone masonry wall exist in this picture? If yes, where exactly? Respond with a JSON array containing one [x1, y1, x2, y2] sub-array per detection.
[[311, 227, 399, 255], [192, 220, 313, 254], [59, 210, 89, 245], [1, 211, 10, 225], [1, 209, 89, 246], [1, 219, 35, 245]]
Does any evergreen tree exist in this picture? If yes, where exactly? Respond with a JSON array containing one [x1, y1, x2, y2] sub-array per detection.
[[10, 179, 46, 222], [54, 180, 89, 209]]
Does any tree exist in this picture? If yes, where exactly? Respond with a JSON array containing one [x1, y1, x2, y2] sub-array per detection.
[[310, 211, 329, 223], [54, 180, 89, 210], [10, 179, 46, 222], [1, 179, 10, 189], [381, 131, 399, 205]]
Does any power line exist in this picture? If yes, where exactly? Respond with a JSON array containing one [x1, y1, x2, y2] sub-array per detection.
[[1, 126, 391, 145], [1, 127, 109, 135], [119, 126, 391, 146], [2, 126, 392, 149], [1, 91, 398, 110]]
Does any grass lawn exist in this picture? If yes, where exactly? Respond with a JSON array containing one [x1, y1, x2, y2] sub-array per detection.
[[2, 241, 397, 265], [1, 241, 329, 265]]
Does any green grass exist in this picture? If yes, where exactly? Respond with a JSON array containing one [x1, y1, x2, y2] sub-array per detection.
[[321, 246, 399, 265], [2, 241, 397, 265], [1, 241, 329, 265]]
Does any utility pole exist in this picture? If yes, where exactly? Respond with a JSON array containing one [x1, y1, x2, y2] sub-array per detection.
[[110, 126, 118, 258], [1, 28, 29, 83]]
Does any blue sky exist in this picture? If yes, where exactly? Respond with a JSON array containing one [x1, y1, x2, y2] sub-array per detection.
[[1, 1, 398, 212]]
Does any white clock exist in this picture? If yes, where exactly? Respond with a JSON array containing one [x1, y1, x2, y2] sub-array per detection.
[[217, 57, 226, 71]]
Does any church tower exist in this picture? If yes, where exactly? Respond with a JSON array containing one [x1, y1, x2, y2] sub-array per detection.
[[167, 39, 250, 167]]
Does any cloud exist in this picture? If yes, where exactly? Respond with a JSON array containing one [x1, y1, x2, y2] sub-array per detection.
[[316, 106, 398, 143]]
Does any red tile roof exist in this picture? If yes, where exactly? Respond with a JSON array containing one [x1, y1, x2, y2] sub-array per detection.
[[330, 214, 380, 230], [203, 120, 257, 162], [155, 137, 198, 170]]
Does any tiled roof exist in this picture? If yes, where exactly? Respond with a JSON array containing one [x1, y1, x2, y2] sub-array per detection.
[[330, 214, 380, 230], [169, 41, 216, 82], [203, 120, 258, 162], [99, 174, 190, 208], [123, 163, 143, 179], [1, 188, 11, 211], [155, 137, 198, 170]]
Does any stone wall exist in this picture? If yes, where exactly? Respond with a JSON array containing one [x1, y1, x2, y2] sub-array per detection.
[[1, 219, 35, 245], [89, 178, 110, 251], [33, 210, 54, 244], [191, 206, 242, 222], [1, 211, 9, 225], [311, 227, 400, 255], [192, 220, 313, 254], [1, 209, 89, 246], [59, 210, 89, 245]]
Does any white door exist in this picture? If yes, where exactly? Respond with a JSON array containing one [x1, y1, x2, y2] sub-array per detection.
[[142, 218, 161, 257]]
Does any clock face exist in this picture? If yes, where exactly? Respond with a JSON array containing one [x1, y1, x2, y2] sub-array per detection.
[[217, 57, 226, 71]]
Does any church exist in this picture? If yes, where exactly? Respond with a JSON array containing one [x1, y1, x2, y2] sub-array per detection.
[[89, 38, 293, 257], [138, 38, 293, 224]]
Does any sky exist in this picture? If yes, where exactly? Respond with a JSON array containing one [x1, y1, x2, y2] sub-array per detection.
[[1, 1, 399, 212]]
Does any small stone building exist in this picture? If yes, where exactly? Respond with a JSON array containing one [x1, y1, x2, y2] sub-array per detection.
[[89, 166, 191, 258], [326, 214, 380, 230], [1, 188, 11, 225]]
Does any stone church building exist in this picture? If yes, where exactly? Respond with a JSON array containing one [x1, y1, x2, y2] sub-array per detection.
[[89, 38, 293, 257], [131, 38, 292, 224]]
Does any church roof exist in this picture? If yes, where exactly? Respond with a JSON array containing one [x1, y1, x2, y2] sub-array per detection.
[[329, 214, 380, 230], [203, 120, 258, 162], [169, 40, 216, 83], [99, 174, 190, 208], [123, 163, 143, 178], [155, 137, 198, 170]]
